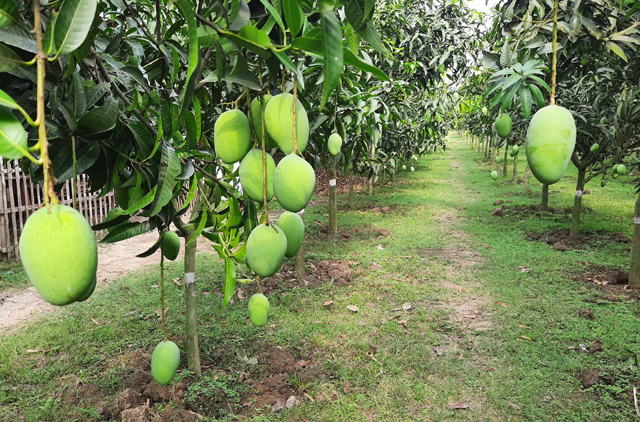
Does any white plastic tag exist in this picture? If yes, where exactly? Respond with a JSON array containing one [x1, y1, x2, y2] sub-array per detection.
[[575, 190, 582, 198], [185, 272, 195, 285], [634, 217, 640, 225], [297, 208, 305, 215], [329, 179, 336, 187]]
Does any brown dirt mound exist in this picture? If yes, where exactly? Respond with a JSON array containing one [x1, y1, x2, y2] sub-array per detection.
[[260, 260, 358, 293], [572, 266, 636, 301], [528, 229, 630, 250]]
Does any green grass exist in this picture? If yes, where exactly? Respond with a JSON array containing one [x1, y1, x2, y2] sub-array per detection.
[[0, 260, 30, 294], [1, 134, 640, 421]]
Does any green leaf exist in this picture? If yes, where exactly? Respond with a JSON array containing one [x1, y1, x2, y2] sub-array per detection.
[[283, 0, 304, 37], [101, 219, 158, 243], [73, 71, 87, 117], [43, 11, 58, 55], [527, 75, 551, 93], [606, 42, 628, 62], [187, 208, 207, 246], [77, 97, 119, 134], [353, 20, 386, 55], [85, 83, 109, 108], [320, 5, 342, 110], [149, 143, 181, 216], [501, 81, 520, 111], [118, 65, 150, 92], [0, 43, 24, 73], [127, 120, 155, 159], [176, 159, 194, 180], [529, 83, 546, 108], [0, 0, 19, 29], [230, 0, 251, 31], [174, 0, 200, 116], [0, 24, 36, 52], [343, 48, 388, 81], [58, 101, 78, 132], [183, 110, 198, 150], [0, 107, 27, 159], [224, 25, 272, 59], [260, 0, 285, 35], [344, 23, 360, 54], [53, 0, 97, 55], [55, 143, 100, 183], [225, 196, 243, 227], [179, 173, 197, 211], [136, 235, 162, 257], [193, 97, 201, 142], [159, 89, 173, 140], [519, 85, 532, 121], [344, 0, 367, 28], [123, 185, 157, 214], [0, 89, 20, 111], [222, 257, 236, 309]]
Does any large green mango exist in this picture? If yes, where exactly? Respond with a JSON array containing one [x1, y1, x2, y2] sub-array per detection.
[[276, 211, 304, 257], [19, 204, 98, 306], [214, 109, 251, 164], [495, 113, 512, 138], [248, 293, 270, 326], [264, 93, 309, 154], [163, 231, 180, 261], [250, 95, 277, 149], [525, 105, 576, 185], [151, 340, 180, 385], [239, 149, 275, 202], [273, 154, 315, 212], [246, 223, 288, 277]]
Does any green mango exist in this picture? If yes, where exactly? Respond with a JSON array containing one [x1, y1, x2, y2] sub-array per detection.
[[510, 145, 520, 157], [495, 113, 512, 138], [276, 211, 304, 258], [273, 154, 316, 212], [76, 275, 96, 302], [239, 149, 275, 202], [410, 166, 415, 172], [525, 105, 576, 185], [264, 93, 309, 154], [248, 293, 270, 326], [616, 164, 627, 175], [163, 231, 180, 261], [250, 95, 276, 149], [491, 170, 498, 180], [19, 204, 97, 306], [613, 173, 619, 179], [590, 143, 599, 153], [214, 109, 251, 164], [328, 133, 342, 155], [246, 223, 288, 277], [613, 164, 619, 174], [151, 340, 180, 385], [482, 107, 488, 116], [402, 164, 406, 171], [0, 108, 27, 159], [496, 155, 503, 163]]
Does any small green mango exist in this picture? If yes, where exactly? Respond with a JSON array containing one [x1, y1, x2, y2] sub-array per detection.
[[239, 149, 275, 202], [496, 155, 503, 163], [491, 170, 498, 180], [214, 109, 251, 164], [482, 107, 488, 116], [250, 95, 277, 149], [273, 154, 316, 212], [246, 224, 288, 277], [510, 145, 520, 157], [19, 204, 97, 306], [163, 231, 180, 261], [495, 113, 512, 138], [402, 164, 407, 171], [525, 105, 576, 185], [277, 211, 304, 258], [590, 143, 599, 153], [151, 340, 180, 385], [248, 293, 270, 326], [264, 93, 309, 154], [410, 166, 415, 172], [328, 133, 342, 155], [616, 164, 627, 175], [613, 173, 619, 179]]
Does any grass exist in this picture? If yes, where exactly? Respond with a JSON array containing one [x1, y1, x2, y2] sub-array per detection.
[[1, 134, 640, 421]]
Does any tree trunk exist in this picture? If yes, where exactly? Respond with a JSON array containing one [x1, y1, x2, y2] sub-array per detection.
[[484, 138, 489, 160], [540, 184, 549, 211], [629, 193, 640, 288], [294, 243, 305, 277], [328, 167, 337, 236], [491, 145, 496, 167], [348, 174, 354, 210], [512, 154, 518, 183], [524, 162, 531, 195], [184, 234, 201, 377], [569, 168, 586, 237], [368, 177, 373, 195], [502, 146, 508, 177]]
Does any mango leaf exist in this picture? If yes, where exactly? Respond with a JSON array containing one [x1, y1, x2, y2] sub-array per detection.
[[0, 107, 26, 159], [57, 101, 78, 132], [0, 0, 19, 29], [183, 110, 198, 150], [101, 219, 158, 243], [0, 43, 23, 73], [260, 0, 285, 34], [222, 257, 236, 309], [519, 84, 532, 121], [136, 235, 162, 257], [529, 83, 546, 108], [187, 208, 207, 246], [0, 89, 20, 111], [127, 120, 154, 159], [283, 0, 304, 37], [230, 0, 251, 31], [353, 20, 386, 55], [158, 89, 173, 140], [176, 159, 194, 180], [344, 0, 367, 28], [320, 4, 342, 109], [85, 83, 109, 108], [224, 25, 272, 59], [0, 21, 36, 52], [343, 48, 388, 81], [606, 42, 628, 62], [149, 143, 181, 216], [225, 196, 243, 227], [73, 71, 86, 117], [53, 0, 97, 55], [179, 173, 198, 211], [118, 65, 150, 92], [55, 143, 100, 183], [77, 97, 119, 134], [43, 12, 57, 55], [174, 0, 200, 116], [345, 23, 360, 54], [123, 185, 157, 214]]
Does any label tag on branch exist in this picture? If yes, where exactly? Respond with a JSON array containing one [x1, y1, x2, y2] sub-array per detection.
[[298, 209, 305, 215], [634, 217, 640, 225], [185, 272, 195, 285], [329, 179, 336, 187], [575, 190, 582, 198]]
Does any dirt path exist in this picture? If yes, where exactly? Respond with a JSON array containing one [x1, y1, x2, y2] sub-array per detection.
[[0, 231, 188, 332]]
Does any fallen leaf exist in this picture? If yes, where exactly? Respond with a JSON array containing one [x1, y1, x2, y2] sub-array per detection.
[[25, 349, 39, 353], [398, 320, 408, 328], [517, 324, 532, 329], [346, 305, 359, 313], [304, 392, 315, 402], [323, 300, 334, 307], [458, 286, 463, 294], [172, 277, 182, 286], [519, 336, 532, 341], [495, 301, 508, 307], [509, 402, 521, 411], [402, 302, 412, 311], [203, 291, 211, 295], [90, 317, 100, 325], [271, 398, 286, 413], [237, 288, 246, 300], [297, 360, 311, 367], [400, 255, 413, 259], [446, 402, 469, 410]]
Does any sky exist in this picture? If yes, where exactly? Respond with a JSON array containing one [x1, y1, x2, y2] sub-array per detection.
[[467, 0, 498, 16]]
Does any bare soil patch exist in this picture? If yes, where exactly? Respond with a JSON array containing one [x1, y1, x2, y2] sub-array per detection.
[[572, 266, 636, 301], [527, 229, 630, 251], [314, 169, 367, 196], [260, 260, 359, 293], [415, 247, 484, 269]]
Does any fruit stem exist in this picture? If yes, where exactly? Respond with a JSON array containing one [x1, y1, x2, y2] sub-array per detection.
[[260, 91, 269, 226], [292, 79, 299, 155], [255, 275, 263, 295], [160, 241, 168, 342], [550, 0, 558, 105], [33, 0, 58, 209], [72, 136, 77, 209]]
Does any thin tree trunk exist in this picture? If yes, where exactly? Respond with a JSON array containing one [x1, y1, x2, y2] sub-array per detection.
[[491, 145, 496, 167], [540, 184, 549, 211], [502, 146, 508, 177], [294, 243, 305, 277], [368, 177, 373, 195], [328, 167, 337, 236], [629, 192, 640, 288], [184, 234, 201, 377], [512, 154, 518, 183], [524, 162, 531, 195], [484, 138, 489, 160], [569, 168, 586, 237], [348, 174, 354, 210]]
